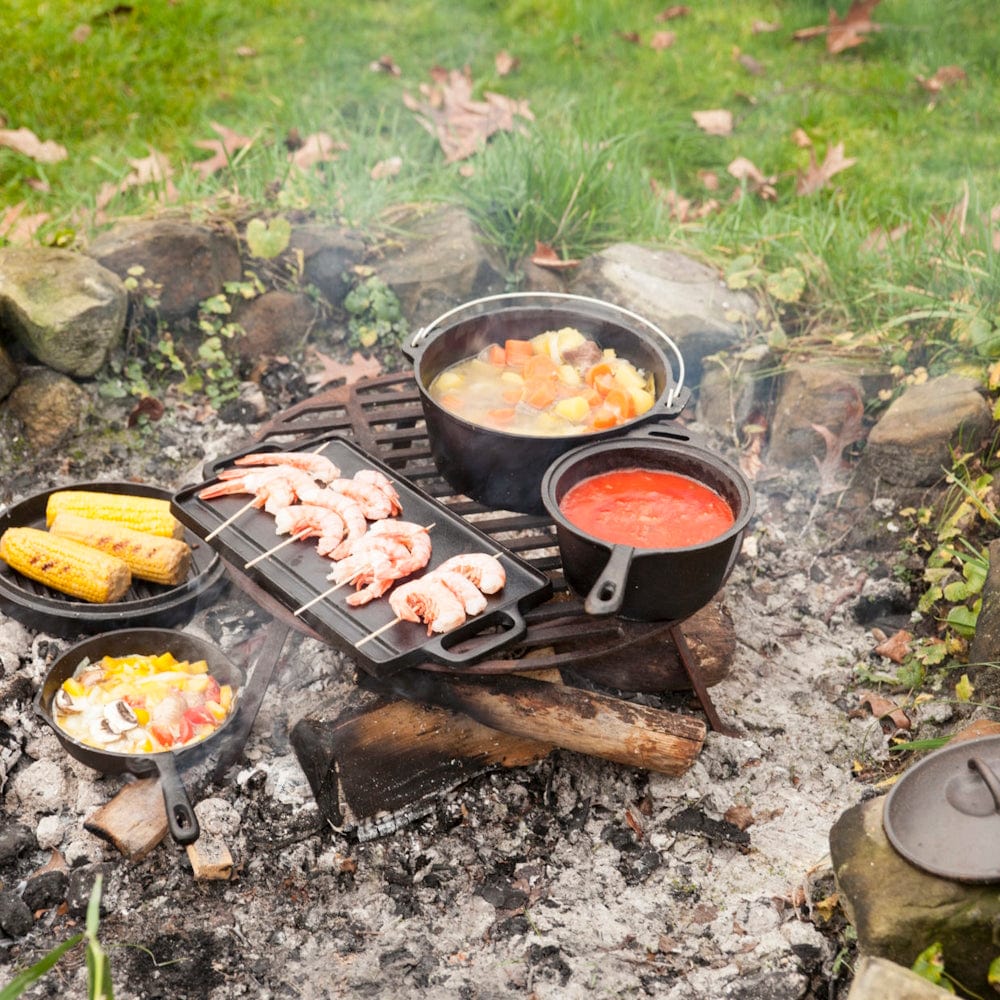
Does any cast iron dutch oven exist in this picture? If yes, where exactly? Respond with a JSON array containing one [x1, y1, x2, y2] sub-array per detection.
[[540, 435, 754, 621], [402, 292, 689, 515], [35, 627, 244, 845]]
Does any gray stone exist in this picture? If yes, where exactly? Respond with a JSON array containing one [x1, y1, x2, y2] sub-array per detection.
[[288, 224, 365, 310], [0, 340, 17, 401], [830, 796, 1000, 999], [21, 869, 68, 911], [8, 757, 69, 819], [0, 822, 33, 866], [0, 890, 32, 937], [569, 243, 759, 391], [377, 206, 507, 328], [695, 343, 773, 438], [88, 216, 242, 321], [847, 956, 955, 999], [6, 367, 92, 450], [857, 375, 992, 489], [0, 247, 127, 377], [231, 289, 318, 361], [767, 362, 864, 469]]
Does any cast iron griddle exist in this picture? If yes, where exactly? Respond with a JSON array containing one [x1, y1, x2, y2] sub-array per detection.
[[0, 481, 227, 638], [171, 434, 553, 676]]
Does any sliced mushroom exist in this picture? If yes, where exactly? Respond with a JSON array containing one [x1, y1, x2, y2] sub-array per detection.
[[104, 699, 139, 734], [53, 689, 82, 715], [90, 717, 125, 745]]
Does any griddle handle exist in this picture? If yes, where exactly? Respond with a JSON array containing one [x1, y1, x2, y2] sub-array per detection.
[[424, 607, 529, 669], [968, 756, 1000, 812]]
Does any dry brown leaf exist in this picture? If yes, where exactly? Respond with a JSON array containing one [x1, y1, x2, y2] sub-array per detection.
[[791, 128, 812, 148], [796, 142, 856, 196], [873, 629, 913, 664], [859, 691, 911, 731], [403, 66, 533, 163], [794, 0, 882, 54], [617, 31, 641, 44], [655, 5, 689, 20], [813, 892, 840, 922], [698, 170, 720, 191], [0, 203, 50, 244], [916, 65, 967, 94], [739, 420, 766, 480], [727, 157, 777, 200], [734, 49, 766, 76], [650, 31, 676, 51], [370, 156, 402, 180], [862, 222, 909, 252], [71, 23, 92, 43], [530, 241, 579, 270], [0, 127, 67, 165], [95, 149, 177, 211], [724, 805, 755, 831], [369, 54, 401, 76], [305, 348, 382, 391], [692, 109, 733, 136], [192, 122, 255, 179], [751, 20, 780, 34], [810, 388, 864, 495], [289, 132, 348, 171], [235, 46, 257, 59], [494, 50, 519, 76]]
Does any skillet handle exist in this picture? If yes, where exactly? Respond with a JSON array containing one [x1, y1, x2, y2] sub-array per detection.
[[139, 753, 201, 845], [422, 606, 529, 669], [584, 546, 636, 616]]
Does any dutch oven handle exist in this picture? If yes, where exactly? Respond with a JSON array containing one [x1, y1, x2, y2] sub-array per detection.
[[133, 753, 201, 845], [421, 606, 530, 669], [405, 292, 687, 408], [583, 545, 636, 617]]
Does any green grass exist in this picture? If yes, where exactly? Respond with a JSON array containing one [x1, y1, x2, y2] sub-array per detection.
[[2, 0, 999, 370]]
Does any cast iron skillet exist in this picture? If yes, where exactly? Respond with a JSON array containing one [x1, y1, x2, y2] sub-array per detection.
[[541, 433, 755, 622], [35, 628, 244, 845]]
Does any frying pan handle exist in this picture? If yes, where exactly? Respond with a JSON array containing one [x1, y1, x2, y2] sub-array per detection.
[[584, 545, 636, 616], [137, 754, 201, 845], [424, 606, 529, 669]]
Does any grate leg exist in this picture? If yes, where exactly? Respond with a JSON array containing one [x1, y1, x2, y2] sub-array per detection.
[[669, 624, 739, 737]]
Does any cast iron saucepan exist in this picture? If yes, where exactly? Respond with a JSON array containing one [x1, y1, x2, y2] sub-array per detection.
[[35, 628, 244, 845], [541, 435, 755, 621], [402, 292, 689, 514]]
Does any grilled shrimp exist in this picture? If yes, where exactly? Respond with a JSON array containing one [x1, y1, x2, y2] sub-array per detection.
[[354, 469, 403, 515], [273, 504, 346, 551], [198, 469, 300, 515], [295, 484, 368, 557], [436, 552, 506, 594], [232, 451, 341, 483], [331, 536, 410, 586], [366, 520, 432, 576], [427, 568, 488, 615], [389, 577, 466, 634], [326, 476, 395, 520]]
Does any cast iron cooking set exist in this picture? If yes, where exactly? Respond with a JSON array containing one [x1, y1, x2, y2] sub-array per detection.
[[5, 292, 759, 844]]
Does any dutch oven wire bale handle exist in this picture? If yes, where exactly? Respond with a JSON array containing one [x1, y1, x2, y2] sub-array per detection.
[[407, 291, 687, 409]]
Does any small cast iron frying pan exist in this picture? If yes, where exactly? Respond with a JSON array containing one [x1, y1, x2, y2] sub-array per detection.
[[35, 628, 245, 845]]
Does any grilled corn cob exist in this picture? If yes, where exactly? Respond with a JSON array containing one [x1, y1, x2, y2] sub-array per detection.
[[0, 527, 132, 603], [49, 512, 192, 586], [45, 490, 184, 539]]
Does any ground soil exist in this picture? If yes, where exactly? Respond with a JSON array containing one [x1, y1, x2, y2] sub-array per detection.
[[0, 351, 943, 1000]]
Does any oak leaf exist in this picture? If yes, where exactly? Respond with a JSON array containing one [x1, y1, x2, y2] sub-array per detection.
[[650, 31, 676, 50], [693, 109, 733, 136], [859, 691, 911, 731], [95, 149, 177, 211], [494, 50, 519, 76], [810, 388, 864, 495], [305, 348, 382, 391], [0, 203, 50, 244], [655, 5, 689, 20], [793, 0, 882, 55], [727, 157, 777, 200], [193, 122, 255, 179], [873, 629, 912, 664], [796, 142, 856, 196], [0, 127, 67, 164], [403, 66, 533, 163], [289, 132, 347, 171]]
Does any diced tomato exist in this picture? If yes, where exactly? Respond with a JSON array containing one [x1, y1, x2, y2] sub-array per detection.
[[183, 706, 217, 727], [504, 339, 534, 367], [177, 715, 194, 745], [123, 693, 146, 710], [150, 724, 176, 748], [204, 677, 221, 704]]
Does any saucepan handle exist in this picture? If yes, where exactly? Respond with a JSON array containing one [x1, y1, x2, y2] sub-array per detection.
[[584, 545, 636, 616], [422, 606, 529, 669]]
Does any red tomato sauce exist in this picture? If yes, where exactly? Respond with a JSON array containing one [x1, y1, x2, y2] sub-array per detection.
[[559, 468, 735, 549]]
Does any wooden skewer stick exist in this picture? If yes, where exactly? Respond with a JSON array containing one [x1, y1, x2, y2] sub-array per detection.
[[204, 497, 257, 541], [244, 529, 313, 569], [355, 616, 403, 649], [293, 580, 349, 617]]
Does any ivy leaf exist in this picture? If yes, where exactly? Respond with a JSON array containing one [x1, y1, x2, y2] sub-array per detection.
[[911, 942, 953, 990], [246, 216, 291, 259], [945, 602, 980, 638]]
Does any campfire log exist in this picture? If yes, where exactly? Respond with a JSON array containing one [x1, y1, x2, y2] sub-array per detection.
[[85, 777, 168, 860]]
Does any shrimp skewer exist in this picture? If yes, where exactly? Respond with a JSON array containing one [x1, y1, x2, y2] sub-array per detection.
[[232, 450, 341, 483], [343, 522, 433, 606], [435, 552, 506, 594], [325, 475, 396, 521], [295, 484, 368, 558], [245, 505, 347, 568], [354, 469, 403, 515], [200, 469, 303, 539], [355, 575, 466, 648]]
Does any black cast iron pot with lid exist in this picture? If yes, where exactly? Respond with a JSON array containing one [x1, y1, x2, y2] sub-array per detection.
[[35, 627, 245, 845], [402, 292, 689, 515], [540, 434, 754, 621]]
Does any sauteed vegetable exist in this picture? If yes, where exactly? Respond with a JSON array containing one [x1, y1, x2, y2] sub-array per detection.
[[428, 327, 656, 435], [52, 650, 234, 753]]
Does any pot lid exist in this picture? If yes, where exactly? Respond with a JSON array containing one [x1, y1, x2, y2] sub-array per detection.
[[883, 735, 1000, 883]]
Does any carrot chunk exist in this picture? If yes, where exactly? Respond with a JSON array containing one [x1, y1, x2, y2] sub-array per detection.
[[504, 339, 535, 367]]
